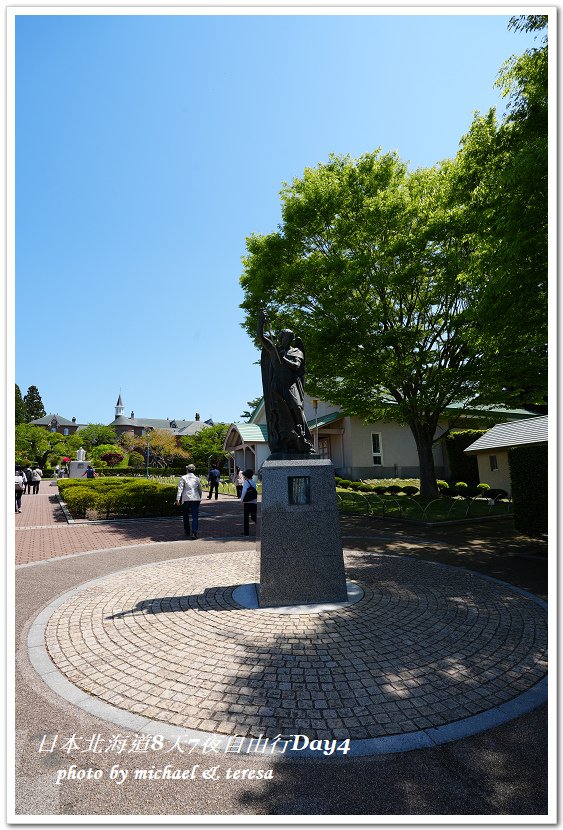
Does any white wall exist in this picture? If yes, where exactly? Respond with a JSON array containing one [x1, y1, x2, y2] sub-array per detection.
[[476, 451, 512, 494]]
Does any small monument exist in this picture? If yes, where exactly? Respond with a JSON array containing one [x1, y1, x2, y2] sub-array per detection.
[[69, 447, 89, 479], [256, 310, 348, 607]]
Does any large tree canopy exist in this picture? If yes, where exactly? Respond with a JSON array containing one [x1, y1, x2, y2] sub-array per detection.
[[241, 151, 482, 497], [456, 15, 548, 409]]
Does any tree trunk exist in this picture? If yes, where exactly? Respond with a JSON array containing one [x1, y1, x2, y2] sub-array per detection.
[[409, 424, 440, 499]]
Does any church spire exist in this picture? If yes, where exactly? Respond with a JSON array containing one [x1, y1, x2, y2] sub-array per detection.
[[115, 393, 124, 418]]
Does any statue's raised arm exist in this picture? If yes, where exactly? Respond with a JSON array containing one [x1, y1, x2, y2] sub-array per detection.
[[257, 311, 316, 457]]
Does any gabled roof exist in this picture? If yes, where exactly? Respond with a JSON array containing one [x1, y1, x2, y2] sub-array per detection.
[[308, 411, 343, 429], [233, 423, 269, 442], [30, 413, 78, 427], [464, 416, 548, 454]]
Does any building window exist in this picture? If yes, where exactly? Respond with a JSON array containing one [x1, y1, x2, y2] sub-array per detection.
[[50, 427, 56, 433], [318, 438, 330, 459], [63, 428, 69, 436], [489, 455, 498, 471], [371, 433, 383, 465]]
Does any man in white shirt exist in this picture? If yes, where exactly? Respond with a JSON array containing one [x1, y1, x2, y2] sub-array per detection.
[[175, 464, 203, 539]]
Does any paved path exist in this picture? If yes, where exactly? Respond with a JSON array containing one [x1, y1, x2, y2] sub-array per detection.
[[13, 481, 550, 818], [15, 482, 249, 565]]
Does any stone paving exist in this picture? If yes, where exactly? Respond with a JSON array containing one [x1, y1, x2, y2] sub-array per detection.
[[15, 482, 249, 565], [14, 481, 550, 815], [42, 549, 547, 741]]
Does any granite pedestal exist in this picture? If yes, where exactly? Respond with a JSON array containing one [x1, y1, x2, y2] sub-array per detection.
[[258, 458, 348, 607], [68, 461, 89, 479]]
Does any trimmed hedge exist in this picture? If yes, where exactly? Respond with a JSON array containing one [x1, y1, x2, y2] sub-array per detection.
[[58, 477, 179, 519], [508, 443, 548, 536], [445, 430, 487, 487]]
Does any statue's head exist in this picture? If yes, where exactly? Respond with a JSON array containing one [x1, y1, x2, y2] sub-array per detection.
[[278, 329, 294, 348]]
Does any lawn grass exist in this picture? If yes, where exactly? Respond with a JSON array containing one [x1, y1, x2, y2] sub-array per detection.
[[336, 489, 511, 523]]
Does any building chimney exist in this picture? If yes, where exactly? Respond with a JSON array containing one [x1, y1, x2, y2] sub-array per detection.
[[130, 411, 135, 419], [195, 412, 200, 421], [72, 416, 76, 423]]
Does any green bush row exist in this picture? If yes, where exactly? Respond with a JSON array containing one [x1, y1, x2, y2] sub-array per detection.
[[58, 477, 178, 519], [334, 477, 508, 500]]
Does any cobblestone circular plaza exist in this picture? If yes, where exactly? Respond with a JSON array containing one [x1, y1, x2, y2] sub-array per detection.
[[41, 549, 547, 745]]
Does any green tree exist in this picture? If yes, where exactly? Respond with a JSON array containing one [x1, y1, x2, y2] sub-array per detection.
[[241, 151, 485, 498], [240, 396, 263, 422], [456, 15, 548, 409], [15, 423, 67, 468], [89, 443, 124, 463], [15, 384, 28, 425], [78, 424, 118, 449], [179, 424, 230, 474], [23, 385, 46, 421]]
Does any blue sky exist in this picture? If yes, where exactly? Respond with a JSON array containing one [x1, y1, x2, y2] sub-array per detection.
[[15, 11, 539, 426]]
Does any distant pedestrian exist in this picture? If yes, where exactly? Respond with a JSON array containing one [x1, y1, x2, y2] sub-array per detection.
[[207, 463, 220, 500], [176, 464, 202, 539], [31, 466, 43, 494], [15, 467, 26, 513], [240, 468, 258, 536], [233, 466, 244, 498], [23, 466, 33, 495], [81, 465, 96, 479]]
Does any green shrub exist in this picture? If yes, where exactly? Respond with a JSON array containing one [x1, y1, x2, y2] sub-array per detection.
[[436, 480, 450, 494], [62, 486, 97, 518], [488, 488, 509, 502], [401, 485, 419, 496], [128, 451, 145, 467], [358, 483, 371, 492], [477, 483, 491, 494], [386, 485, 402, 495], [373, 485, 387, 495], [454, 481, 469, 498], [445, 430, 487, 486]]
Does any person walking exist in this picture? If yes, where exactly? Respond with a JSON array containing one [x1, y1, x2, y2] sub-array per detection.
[[233, 466, 244, 498], [207, 462, 220, 500], [31, 465, 43, 494], [81, 465, 96, 479], [23, 466, 33, 495], [176, 464, 203, 539], [240, 468, 258, 536], [15, 467, 26, 513]]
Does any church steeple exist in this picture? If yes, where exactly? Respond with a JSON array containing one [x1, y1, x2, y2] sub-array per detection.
[[115, 393, 124, 418]]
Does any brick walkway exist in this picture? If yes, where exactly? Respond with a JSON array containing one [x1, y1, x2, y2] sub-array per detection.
[[15, 481, 249, 565]]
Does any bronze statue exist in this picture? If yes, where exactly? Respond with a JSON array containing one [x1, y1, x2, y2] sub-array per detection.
[[257, 310, 316, 456]]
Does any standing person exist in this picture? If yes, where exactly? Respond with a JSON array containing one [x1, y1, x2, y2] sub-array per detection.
[[207, 462, 220, 500], [240, 468, 258, 536], [81, 465, 96, 479], [175, 464, 202, 539], [15, 468, 26, 513], [31, 465, 43, 494], [233, 466, 244, 498], [23, 465, 33, 495]]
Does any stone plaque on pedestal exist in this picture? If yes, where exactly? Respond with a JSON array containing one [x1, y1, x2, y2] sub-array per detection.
[[258, 458, 348, 607]]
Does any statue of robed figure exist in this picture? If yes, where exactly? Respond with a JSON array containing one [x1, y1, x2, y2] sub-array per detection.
[[257, 310, 316, 457]]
